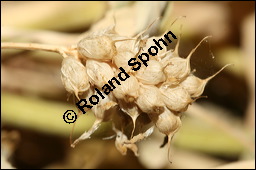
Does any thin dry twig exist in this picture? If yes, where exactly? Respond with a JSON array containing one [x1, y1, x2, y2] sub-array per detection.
[[1, 42, 76, 58]]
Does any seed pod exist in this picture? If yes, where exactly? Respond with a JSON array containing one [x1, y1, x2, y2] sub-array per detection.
[[86, 59, 115, 88], [113, 75, 140, 102], [136, 85, 165, 114], [149, 107, 181, 138], [142, 34, 168, 60], [78, 35, 117, 61], [181, 64, 232, 98], [113, 50, 136, 72], [159, 84, 192, 112], [135, 60, 166, 85], [61, 57, 90, 100], [149, 107, 182, 163], [163, 36, 211, 85]]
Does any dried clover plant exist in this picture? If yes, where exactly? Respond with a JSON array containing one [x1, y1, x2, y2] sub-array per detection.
[[1, 19, 231, 162]]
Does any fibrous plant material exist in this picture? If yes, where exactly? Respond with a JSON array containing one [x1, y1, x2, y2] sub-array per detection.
[[1, 20, 230, 162]]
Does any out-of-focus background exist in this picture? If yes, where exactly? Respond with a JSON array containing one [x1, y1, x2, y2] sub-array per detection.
[[1, 1, 255, 169]]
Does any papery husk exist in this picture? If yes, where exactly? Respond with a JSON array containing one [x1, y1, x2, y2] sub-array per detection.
[[136, 84, 165, 114], [159, 84, 192, 112], [135, 60, 166, 85], [86, 59, 115, 88], [61, 56, 90, 100]]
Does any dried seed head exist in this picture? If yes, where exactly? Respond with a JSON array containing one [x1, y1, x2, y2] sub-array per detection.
[[160, 84, 192, 112], [113, 75, 140, 102], [86, 59, 115, 88], [163, 36, 212, 85], [61, 57, 90, 100], [181, 64, 232, 98], [78, 35, 117, 61], [135, 60, 166, 85], [136, 85, 165, 114]]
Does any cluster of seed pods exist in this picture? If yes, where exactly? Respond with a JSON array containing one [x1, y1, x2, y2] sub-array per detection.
[[60, 23, 230, 161]]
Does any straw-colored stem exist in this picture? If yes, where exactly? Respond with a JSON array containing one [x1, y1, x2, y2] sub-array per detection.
[[1, 42, 69, 57]]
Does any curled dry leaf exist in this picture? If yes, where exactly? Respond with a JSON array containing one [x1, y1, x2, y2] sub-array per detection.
[[113, 126, 154, 156], [113, 125, 139, 156]]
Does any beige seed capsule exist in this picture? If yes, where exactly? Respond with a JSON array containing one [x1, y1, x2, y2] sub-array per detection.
[[142, 33, 168, 60], [149, 107, 181, 137], [61, 57, 90, 100], [163, 36, 212, 85], [86, 59, 115, 88], [113, 75, 140, 102], [159, 84, 192, 112], [181, 64, 232, 98], [113, 50, 136, 72], [149, 106, 182, 163], [136, 84, 165, 114], [135, 60, 166, 85], [78, 35, 117, 61]]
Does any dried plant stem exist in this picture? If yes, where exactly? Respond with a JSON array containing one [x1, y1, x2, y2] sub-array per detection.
[[1, 42, 72, 58]]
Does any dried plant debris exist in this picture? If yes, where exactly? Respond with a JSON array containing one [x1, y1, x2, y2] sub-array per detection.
[[1, 19, 231, 162]]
